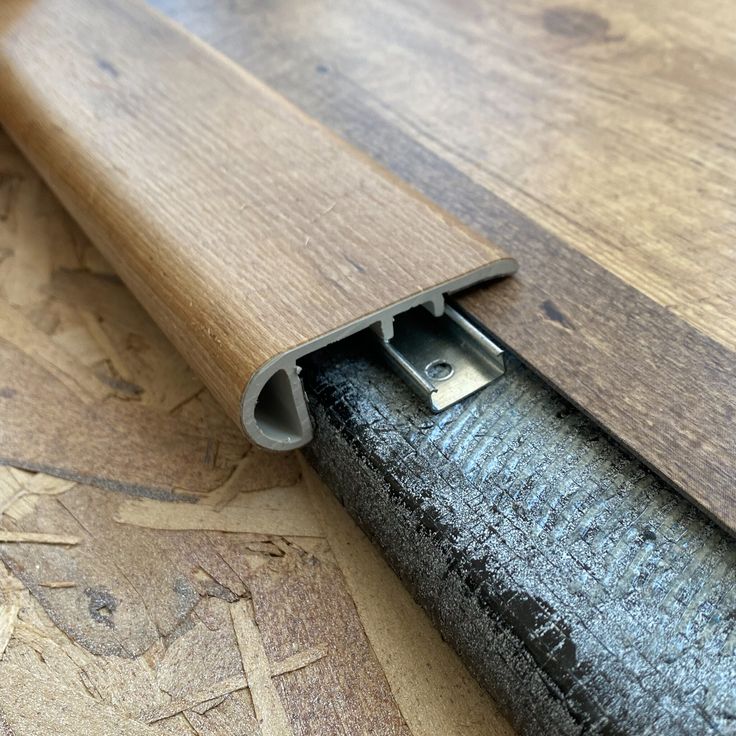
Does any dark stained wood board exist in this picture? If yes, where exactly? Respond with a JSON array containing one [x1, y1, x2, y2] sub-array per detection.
[[146, 0, 736, 534]]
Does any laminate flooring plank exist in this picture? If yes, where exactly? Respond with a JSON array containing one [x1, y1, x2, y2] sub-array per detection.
[[148, 0, 736, 533], [148, 0, 736, 348]]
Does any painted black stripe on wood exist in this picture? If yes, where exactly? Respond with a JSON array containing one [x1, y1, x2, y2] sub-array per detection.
[[302, 338, 736, 736]]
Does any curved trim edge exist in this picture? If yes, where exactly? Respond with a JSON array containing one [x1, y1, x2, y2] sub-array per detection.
[[240, 259, 517, 450]]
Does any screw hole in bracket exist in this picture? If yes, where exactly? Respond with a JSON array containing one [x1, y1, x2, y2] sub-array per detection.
[[425, 359, 454, 381]]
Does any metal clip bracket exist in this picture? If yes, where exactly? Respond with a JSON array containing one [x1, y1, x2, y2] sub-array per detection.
[[379, 304, 505, 412]]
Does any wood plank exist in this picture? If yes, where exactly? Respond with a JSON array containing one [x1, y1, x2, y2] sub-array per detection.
[[0, 0, 514, 452], [150, 0, 736, 350], [148, 0, 736, 534]]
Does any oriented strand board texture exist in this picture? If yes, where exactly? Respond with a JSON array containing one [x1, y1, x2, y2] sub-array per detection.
[[0, 0, 512, 435], [148, 0, 736, 533], [303, 340, 736, 736], [0, 131, 512, 735]]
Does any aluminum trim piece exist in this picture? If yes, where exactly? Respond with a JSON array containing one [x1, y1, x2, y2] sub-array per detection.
[[379, 303, 506, 413]]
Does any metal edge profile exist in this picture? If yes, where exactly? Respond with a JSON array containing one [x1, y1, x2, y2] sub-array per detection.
[[240, 258, 517, 451], [379, 303, 506, 413]]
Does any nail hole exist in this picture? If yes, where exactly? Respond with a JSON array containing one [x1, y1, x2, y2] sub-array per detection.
[[425, 359, 454, 381]]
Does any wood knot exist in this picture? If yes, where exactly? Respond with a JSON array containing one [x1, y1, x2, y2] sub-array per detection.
[[542, 6, 610, 40]]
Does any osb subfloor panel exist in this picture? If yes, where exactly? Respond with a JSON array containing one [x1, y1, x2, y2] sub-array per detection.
[[0, 132, 513, 734]]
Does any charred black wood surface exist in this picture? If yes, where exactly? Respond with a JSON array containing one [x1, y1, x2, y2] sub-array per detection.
[[302, 335, 736, 736]]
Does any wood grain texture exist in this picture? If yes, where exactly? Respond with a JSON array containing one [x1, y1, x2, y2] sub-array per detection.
[[0, 0, 515, 451], [0, 127, 512, 735], [150, 0, 736, 349], [148, 0, 736, 534]]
